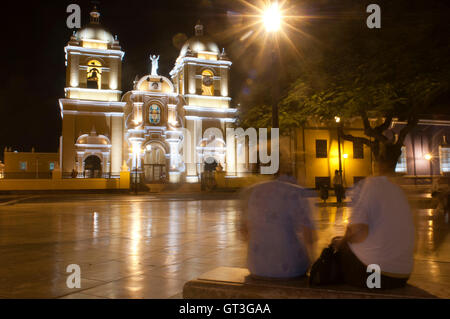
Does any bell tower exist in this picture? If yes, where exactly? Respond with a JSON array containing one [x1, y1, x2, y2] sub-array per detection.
[[64, 6, 124, 102], [59, 6, 126, 178], [170, 21, 236, 181], [170, 21, 232, 106]]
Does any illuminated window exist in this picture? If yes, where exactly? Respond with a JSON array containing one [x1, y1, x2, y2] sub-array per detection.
[[201, 69, 214, 96], [149, 104, 161, 125], [315, 140, 327, 158], [439, 146, 450, 173], [49, 162, 55, 171], [20, 161, 27, 171], [87, 60, 102, 89], [395, 146, 407, 173]]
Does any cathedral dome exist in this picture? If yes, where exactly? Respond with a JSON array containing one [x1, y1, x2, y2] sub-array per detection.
[[75, 7, 115, 44], [76, 24, 114, 44], [178, 21, 220, 59]]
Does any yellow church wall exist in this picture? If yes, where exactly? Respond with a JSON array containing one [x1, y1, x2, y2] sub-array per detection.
[[3, 152, 58, 179], [219, 67, 229, 97], [66, 89, 121, 102], [109, 59, 120, 90], [186, 96, 230, 108], [61, 114, 76, 174], [111, 116, 123, 175], [0, 171, 130, 191]]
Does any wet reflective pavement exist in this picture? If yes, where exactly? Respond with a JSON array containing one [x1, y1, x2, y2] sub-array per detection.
[[0, 194, 448, 298]]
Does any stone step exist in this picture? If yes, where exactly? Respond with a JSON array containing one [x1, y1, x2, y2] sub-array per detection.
[[183, 267, 437, 299], [145, 184, 166, 193]]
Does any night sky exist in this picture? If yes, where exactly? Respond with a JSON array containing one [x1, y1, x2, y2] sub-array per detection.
[[0, 0, 448, 161], [0, 0, 271, 158]]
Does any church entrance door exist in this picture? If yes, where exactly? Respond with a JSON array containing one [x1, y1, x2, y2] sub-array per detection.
[[84, 155, 102, 178], [143, 146, 166, 183]]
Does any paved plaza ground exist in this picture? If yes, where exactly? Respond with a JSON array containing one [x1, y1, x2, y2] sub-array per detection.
[[0, 192, 449, 298]]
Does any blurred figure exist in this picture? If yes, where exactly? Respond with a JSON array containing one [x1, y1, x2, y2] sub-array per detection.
[[332, 161, 415, 288], [333, 170, 344, 204], [240, 162, 316, 279]]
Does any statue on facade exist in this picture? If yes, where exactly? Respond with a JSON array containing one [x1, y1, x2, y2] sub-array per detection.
[[150, 55, 160, 76]]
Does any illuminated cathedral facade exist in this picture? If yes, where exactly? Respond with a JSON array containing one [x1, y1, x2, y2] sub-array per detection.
[[59, 7, 237, 184]]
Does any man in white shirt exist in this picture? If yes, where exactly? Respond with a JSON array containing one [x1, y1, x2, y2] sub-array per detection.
[[333, 162, 415, 288], [240, 166, 316, 279]]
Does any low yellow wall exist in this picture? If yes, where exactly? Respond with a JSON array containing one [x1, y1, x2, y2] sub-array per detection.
[[216, 172, 273, 189], [0, 171, 130, 191]]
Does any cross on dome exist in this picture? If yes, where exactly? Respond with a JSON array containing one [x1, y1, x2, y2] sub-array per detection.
[[195, 20, 204, 36], [90, 6, 101, 24]]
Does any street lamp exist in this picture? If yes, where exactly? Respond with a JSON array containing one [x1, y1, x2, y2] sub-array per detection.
[[263, 2, 282, 32], [263, 1, 283, 129]]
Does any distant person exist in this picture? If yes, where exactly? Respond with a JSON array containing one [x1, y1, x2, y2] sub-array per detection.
[[331, 162, 415, 288], [333, 170, 344, 204], [240, 163, 316, 279]]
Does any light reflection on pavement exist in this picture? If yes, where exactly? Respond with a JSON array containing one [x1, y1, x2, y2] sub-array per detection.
[[0, 194, 448, 298]]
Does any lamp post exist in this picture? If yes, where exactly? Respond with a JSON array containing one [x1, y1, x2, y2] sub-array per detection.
[[425, 153, 433, 190], [135, 155, 138, 195], [335, 116, 343, 176], [132, 143, 141, 195], [263, 1, 282, 129]]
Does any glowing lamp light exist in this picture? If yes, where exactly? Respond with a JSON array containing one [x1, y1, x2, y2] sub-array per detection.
[[146, 145, 152, 151], [343, 154, 348, 159], [424, 153, 432, 161], [263, 2, 282, 32], [335, 116, 341, 123]]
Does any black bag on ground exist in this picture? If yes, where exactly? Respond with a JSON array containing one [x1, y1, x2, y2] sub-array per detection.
[[309, 244, 342, 285]]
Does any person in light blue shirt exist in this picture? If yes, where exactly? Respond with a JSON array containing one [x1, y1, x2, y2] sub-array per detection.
[[240, 169, 316, 279]]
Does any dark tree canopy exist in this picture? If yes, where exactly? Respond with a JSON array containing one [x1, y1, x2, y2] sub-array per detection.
[[239, 0, 450, 171]]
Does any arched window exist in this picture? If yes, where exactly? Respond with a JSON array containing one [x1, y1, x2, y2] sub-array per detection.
[[87, 60, 102, 89], [201, 69, 214, 96], [148, 103, 161, 125]]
